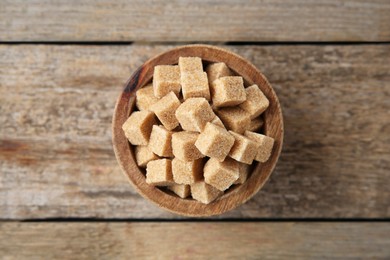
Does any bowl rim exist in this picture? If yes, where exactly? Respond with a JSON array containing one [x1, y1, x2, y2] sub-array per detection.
[[112, 44, 284, 217]]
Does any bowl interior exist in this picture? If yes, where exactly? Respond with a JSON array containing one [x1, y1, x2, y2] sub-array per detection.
[[112, 45, 283, 217]]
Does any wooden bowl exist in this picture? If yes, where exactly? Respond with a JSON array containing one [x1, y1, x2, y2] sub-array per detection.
[[112, 45, 283, 217]]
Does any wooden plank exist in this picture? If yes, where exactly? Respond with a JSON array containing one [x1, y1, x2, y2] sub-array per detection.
[[0, 44, 389, 219], [1, 0, 390, 42], [0, 222, 389, 258]]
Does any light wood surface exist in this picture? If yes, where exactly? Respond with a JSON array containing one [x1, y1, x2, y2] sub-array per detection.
[[112, 45, 283, 216], [0, 44, 389, 219], [1, 0, 387, 256], [1, 0, 390, 42], [0, 222, 389, 259]]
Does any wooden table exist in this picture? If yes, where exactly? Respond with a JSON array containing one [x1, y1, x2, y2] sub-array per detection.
[[1, 1, 389, 258]]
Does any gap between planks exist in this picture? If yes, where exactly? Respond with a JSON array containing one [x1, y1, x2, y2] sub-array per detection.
[[1, 41, 390, 46]]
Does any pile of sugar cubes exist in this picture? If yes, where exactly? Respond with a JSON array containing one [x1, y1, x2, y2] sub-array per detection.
[[122, 57, 274, 204]]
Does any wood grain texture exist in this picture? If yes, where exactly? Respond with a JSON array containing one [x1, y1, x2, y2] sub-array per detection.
[[112, 44, 283, 217], [1, 0, 390, 42], [0, 222, 389, 259], [0, 44, 389, 219]]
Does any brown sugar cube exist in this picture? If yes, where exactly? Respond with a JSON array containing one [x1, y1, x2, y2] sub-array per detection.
[[204, 158, 239, 191], [148, 125, 173, 157], [179, 57, 203, 74], [248, 117, 264, 132], [234, 163, 250, 184], [150, 92, 181, 130], [210, 115, 225, 128], [205, 62, 233, 84], [215, 107, 251, 134], [167, 184, 190, 198], [175, 98, 215, 132], [191, 181, 223, 204], [146, 159, 174, 186], [181, 72, 210, 100], [135, 84, 160, 111], [195, 122, 235, 162], [153, 65, 181, 98], [244, 131, 275, 163], [239, 84, 270, 119], [228, 131, 260, 164], [211, 76, 246, 107], [172, 131, 204, 161], [135, 145, 159, 167], [122, 111, 156, 145], [172, 158, 204, 184]]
